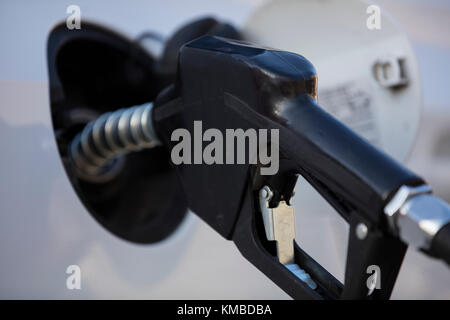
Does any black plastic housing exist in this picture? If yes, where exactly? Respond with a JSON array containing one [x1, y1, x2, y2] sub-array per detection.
[[154, 36, 424, 237], [153, 36, 425, 299]]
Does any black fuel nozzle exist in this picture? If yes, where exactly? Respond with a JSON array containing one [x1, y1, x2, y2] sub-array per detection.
[[151, 36, 450, 299], [67, 33, 450, 299]]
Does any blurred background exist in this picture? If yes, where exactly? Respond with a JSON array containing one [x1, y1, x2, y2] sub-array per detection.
[[0, 0, 449, 299]]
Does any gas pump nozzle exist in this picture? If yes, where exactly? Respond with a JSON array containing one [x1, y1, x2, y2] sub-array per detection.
[[70, 35, 450, 299]]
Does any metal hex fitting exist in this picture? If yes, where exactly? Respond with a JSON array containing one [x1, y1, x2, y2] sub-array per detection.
[[384, 185, 450, 249]]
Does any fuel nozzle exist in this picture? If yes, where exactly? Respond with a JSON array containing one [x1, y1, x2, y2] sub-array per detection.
[[66, 35, 450, 299]]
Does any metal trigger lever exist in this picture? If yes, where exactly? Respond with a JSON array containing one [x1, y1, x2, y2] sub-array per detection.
[[258, 186, 317, 290]]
